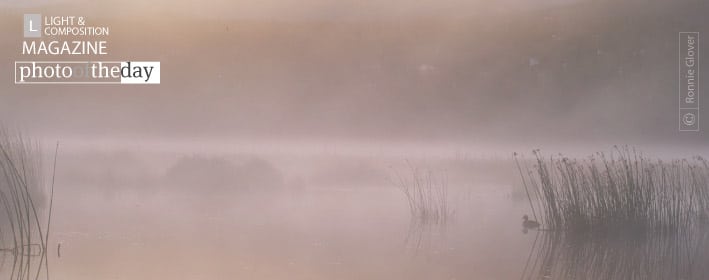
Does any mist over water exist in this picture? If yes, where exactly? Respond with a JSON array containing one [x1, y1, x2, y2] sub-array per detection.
[[1, 0, 708, 279], [24, 140, 702, 280], [43, 143, 526, 280]]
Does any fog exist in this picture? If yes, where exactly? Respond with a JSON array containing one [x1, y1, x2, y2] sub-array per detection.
[[1, 0, 707, 150], [2, 0, 709, 279]]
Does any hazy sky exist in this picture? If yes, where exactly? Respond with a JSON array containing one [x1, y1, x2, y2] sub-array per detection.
[[1, 0, 707, 148], [1, 0, 583, 19]]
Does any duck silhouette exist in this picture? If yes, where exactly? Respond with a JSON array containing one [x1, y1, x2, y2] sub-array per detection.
[[522, 215, 540, 229]]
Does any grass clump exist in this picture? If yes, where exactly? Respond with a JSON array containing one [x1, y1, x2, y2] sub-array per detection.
[[391, 163, 453, 225], [515, 146, 709, 233]]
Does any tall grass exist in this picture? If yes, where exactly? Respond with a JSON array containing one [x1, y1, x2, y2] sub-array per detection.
[[0, 128, 55, 280], [515, 147, 709, 233], [391, 163, 452, 224]]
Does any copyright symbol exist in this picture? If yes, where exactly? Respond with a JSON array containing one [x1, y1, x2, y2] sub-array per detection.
[[683, 112, 696, 126]]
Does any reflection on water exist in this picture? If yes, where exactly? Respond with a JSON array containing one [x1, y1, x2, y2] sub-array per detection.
[[403, 219, 449, 256], [521, 227, 709, 280], [46, 188, 530, 280], [0, 247, 48, 280]]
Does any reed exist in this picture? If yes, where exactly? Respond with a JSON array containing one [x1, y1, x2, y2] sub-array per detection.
[[0, 128, 54, 280], [391, 163, 452, 224], [515, 147, 709, 233]]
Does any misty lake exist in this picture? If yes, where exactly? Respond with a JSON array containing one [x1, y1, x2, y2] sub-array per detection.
[[4, 143, 709, 280], [3, 0, 707, 278]]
